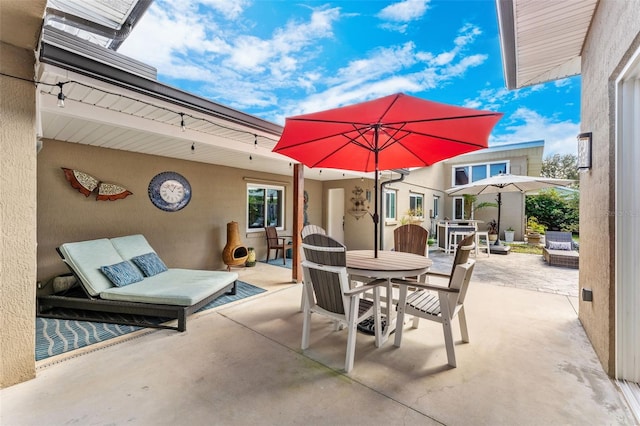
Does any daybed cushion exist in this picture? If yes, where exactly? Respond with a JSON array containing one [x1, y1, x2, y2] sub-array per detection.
[[99, 269, 239, 306], [59, 238, 125, 296], [111, 234, 158, 260], [131, 252, 168, 277], [100, 260, 145, 287]]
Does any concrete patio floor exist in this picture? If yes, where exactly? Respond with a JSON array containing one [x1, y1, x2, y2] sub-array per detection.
[[2, 251, 635, 425]]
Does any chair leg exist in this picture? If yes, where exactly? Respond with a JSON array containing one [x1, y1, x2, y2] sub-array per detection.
[[266, 248, 271, 262], [345, 295, 360, 373], [442, 318, 457, 367], [411, 316, 420, 329], [458, 307, 470, 343], [394, 285, 408, 347], [301, 306, 312, 350]]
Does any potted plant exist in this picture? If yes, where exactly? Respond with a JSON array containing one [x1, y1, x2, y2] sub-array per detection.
[[526, 217, 546, 245], [504, 227, 515, 243], [487, 219, 498, 242]]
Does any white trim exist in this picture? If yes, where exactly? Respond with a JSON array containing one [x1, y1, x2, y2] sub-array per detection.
[[246, 182, 286, 233], [615, 44, 640, 382]]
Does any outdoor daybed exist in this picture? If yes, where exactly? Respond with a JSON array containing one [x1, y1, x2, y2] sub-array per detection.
[[37, 234, 238, 331], [542, 231, 579, 269]]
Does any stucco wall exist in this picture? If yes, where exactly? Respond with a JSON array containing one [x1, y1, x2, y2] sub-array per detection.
[[579, 1, 640, 375], [37, 140, 323, 283], [0, 42, 37, 387]]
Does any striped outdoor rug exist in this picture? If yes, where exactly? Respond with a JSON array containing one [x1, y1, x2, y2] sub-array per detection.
[[36, 281, 265, 361]]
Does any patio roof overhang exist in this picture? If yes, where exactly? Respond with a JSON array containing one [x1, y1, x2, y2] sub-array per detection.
[[36, 27, 369, 182], [496, 0, 598, 89]]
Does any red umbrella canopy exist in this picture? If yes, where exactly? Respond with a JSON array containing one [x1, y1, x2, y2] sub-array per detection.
[[273, 93, 503, 172]]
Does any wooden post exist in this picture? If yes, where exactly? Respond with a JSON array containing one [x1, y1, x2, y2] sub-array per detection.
[[292, 164, 304, 282]]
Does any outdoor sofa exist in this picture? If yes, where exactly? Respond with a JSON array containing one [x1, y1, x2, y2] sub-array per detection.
[[542, 231, 579, 269], [37, 234, 238, 331]]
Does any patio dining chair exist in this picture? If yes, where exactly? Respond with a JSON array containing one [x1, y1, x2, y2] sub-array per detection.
[[265, 226, 291, 265], [299, 224, 327, 311], [301, 233, 385, 373], [394, 224, 429, 257], [393, 233, 476, 367]]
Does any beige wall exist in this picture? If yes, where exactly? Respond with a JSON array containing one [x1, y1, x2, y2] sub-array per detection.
[[579, 2, 640, 375], [37, 140, 322, 283], [441, 151, 535, 240], [0, 41, 38, 387]]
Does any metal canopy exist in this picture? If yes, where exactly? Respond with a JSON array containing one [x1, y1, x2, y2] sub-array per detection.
[[496, 0, 598, 89], [44, 0, 152, 49]]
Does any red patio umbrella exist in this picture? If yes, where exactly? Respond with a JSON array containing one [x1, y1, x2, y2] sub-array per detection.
[[273, 93, 503, 257]]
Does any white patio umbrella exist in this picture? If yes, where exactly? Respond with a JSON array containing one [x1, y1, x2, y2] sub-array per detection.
[[445, 173, 575, 247]]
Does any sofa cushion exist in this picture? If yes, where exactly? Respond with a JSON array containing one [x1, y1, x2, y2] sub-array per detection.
[[59, 238, 124, 296], [548, 241, 573, 251], [132, 252, 168, 277], [111, 234, 157, 260], [100, 261, 145, 287], [99, 269, 238, 306]]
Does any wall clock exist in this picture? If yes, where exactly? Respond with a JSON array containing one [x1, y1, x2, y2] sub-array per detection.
[[148, 171, 191, 212]]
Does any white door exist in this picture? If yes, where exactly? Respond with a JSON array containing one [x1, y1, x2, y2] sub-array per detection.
[[327, 188, 345, 244], [616, 45, 640, 383]]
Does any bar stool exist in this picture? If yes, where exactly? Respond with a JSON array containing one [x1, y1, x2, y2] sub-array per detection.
[[475, 231, 490, 257], [448, 231, 473, 254]]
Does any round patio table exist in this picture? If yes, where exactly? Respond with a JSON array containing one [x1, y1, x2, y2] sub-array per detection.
[[346, 250, 432, 346]]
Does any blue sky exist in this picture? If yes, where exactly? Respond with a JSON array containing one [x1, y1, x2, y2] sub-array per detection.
[[119, 0, 581, 157]]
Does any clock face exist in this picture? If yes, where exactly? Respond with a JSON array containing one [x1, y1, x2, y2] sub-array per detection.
[[148, 172, 191, 212]]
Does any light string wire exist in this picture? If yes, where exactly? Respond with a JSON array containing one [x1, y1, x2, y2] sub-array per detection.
[[0, 71, 280, 145]]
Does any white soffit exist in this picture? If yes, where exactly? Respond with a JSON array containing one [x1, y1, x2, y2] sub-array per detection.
[[36, 65, 366, 182], [497, 0, 597, 89]]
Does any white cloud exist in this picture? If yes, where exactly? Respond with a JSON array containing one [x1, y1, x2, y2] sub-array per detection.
[[199, 0, 251, 19], [377, 0, 431, 22], [491, 107, 579, 157]]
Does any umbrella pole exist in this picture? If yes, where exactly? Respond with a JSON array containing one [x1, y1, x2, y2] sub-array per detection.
[[373, 129, 379, 258], [494, 192, 503, 246]]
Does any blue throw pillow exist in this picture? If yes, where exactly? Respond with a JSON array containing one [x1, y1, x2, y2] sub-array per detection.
[[131, 252, 168, 277], [100, 261, 144, 287]]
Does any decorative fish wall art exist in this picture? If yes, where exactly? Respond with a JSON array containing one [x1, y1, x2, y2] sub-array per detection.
[[61, 167, 133, 201]]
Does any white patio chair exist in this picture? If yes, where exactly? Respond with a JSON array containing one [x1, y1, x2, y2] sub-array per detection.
[[301, 234, 384, 373], [393, 233, 476, 367]]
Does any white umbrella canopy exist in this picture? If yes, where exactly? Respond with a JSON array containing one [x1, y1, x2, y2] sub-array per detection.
[[445, 173, 575, 196], [445, 173, 575, 248]]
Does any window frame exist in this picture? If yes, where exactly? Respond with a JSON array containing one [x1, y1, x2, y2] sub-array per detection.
[[384, 188, 397, 223], [452, 160, 510, 186], [409, 192, 424, 217], [246, 183, 285, 233], [453, 196, 465, 220]]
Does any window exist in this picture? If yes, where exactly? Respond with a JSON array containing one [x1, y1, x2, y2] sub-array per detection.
[[247, 184, 285, 231], [453, 197, 464, 220], [452, 161, 509, 186], [409, 193, 424, 216], [384, 189, 397, 221], [432, 195, 440, 218]]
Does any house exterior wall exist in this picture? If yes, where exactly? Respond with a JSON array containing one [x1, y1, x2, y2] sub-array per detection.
[[36, 140, 323, 282], [0, 41, 38, 387], [579, 1, 640, 375]]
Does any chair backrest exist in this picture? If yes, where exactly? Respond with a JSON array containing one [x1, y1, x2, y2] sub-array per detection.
[[301, 224, 326, 239], [444, 259, 476, 316], [301, 234, 348, 315], [394, 224, 428, 256], [544, 231, 573, 248], [265, 226, 279, 247], [449, 233, 475, 287]]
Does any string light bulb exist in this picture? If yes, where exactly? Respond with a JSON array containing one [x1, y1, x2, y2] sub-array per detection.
[[249, 155, 253, 161], [180, 113, 186, 132], [56, 82, 65, 108], [191, 142, 195, 153], [254, 134, 258, 149]]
